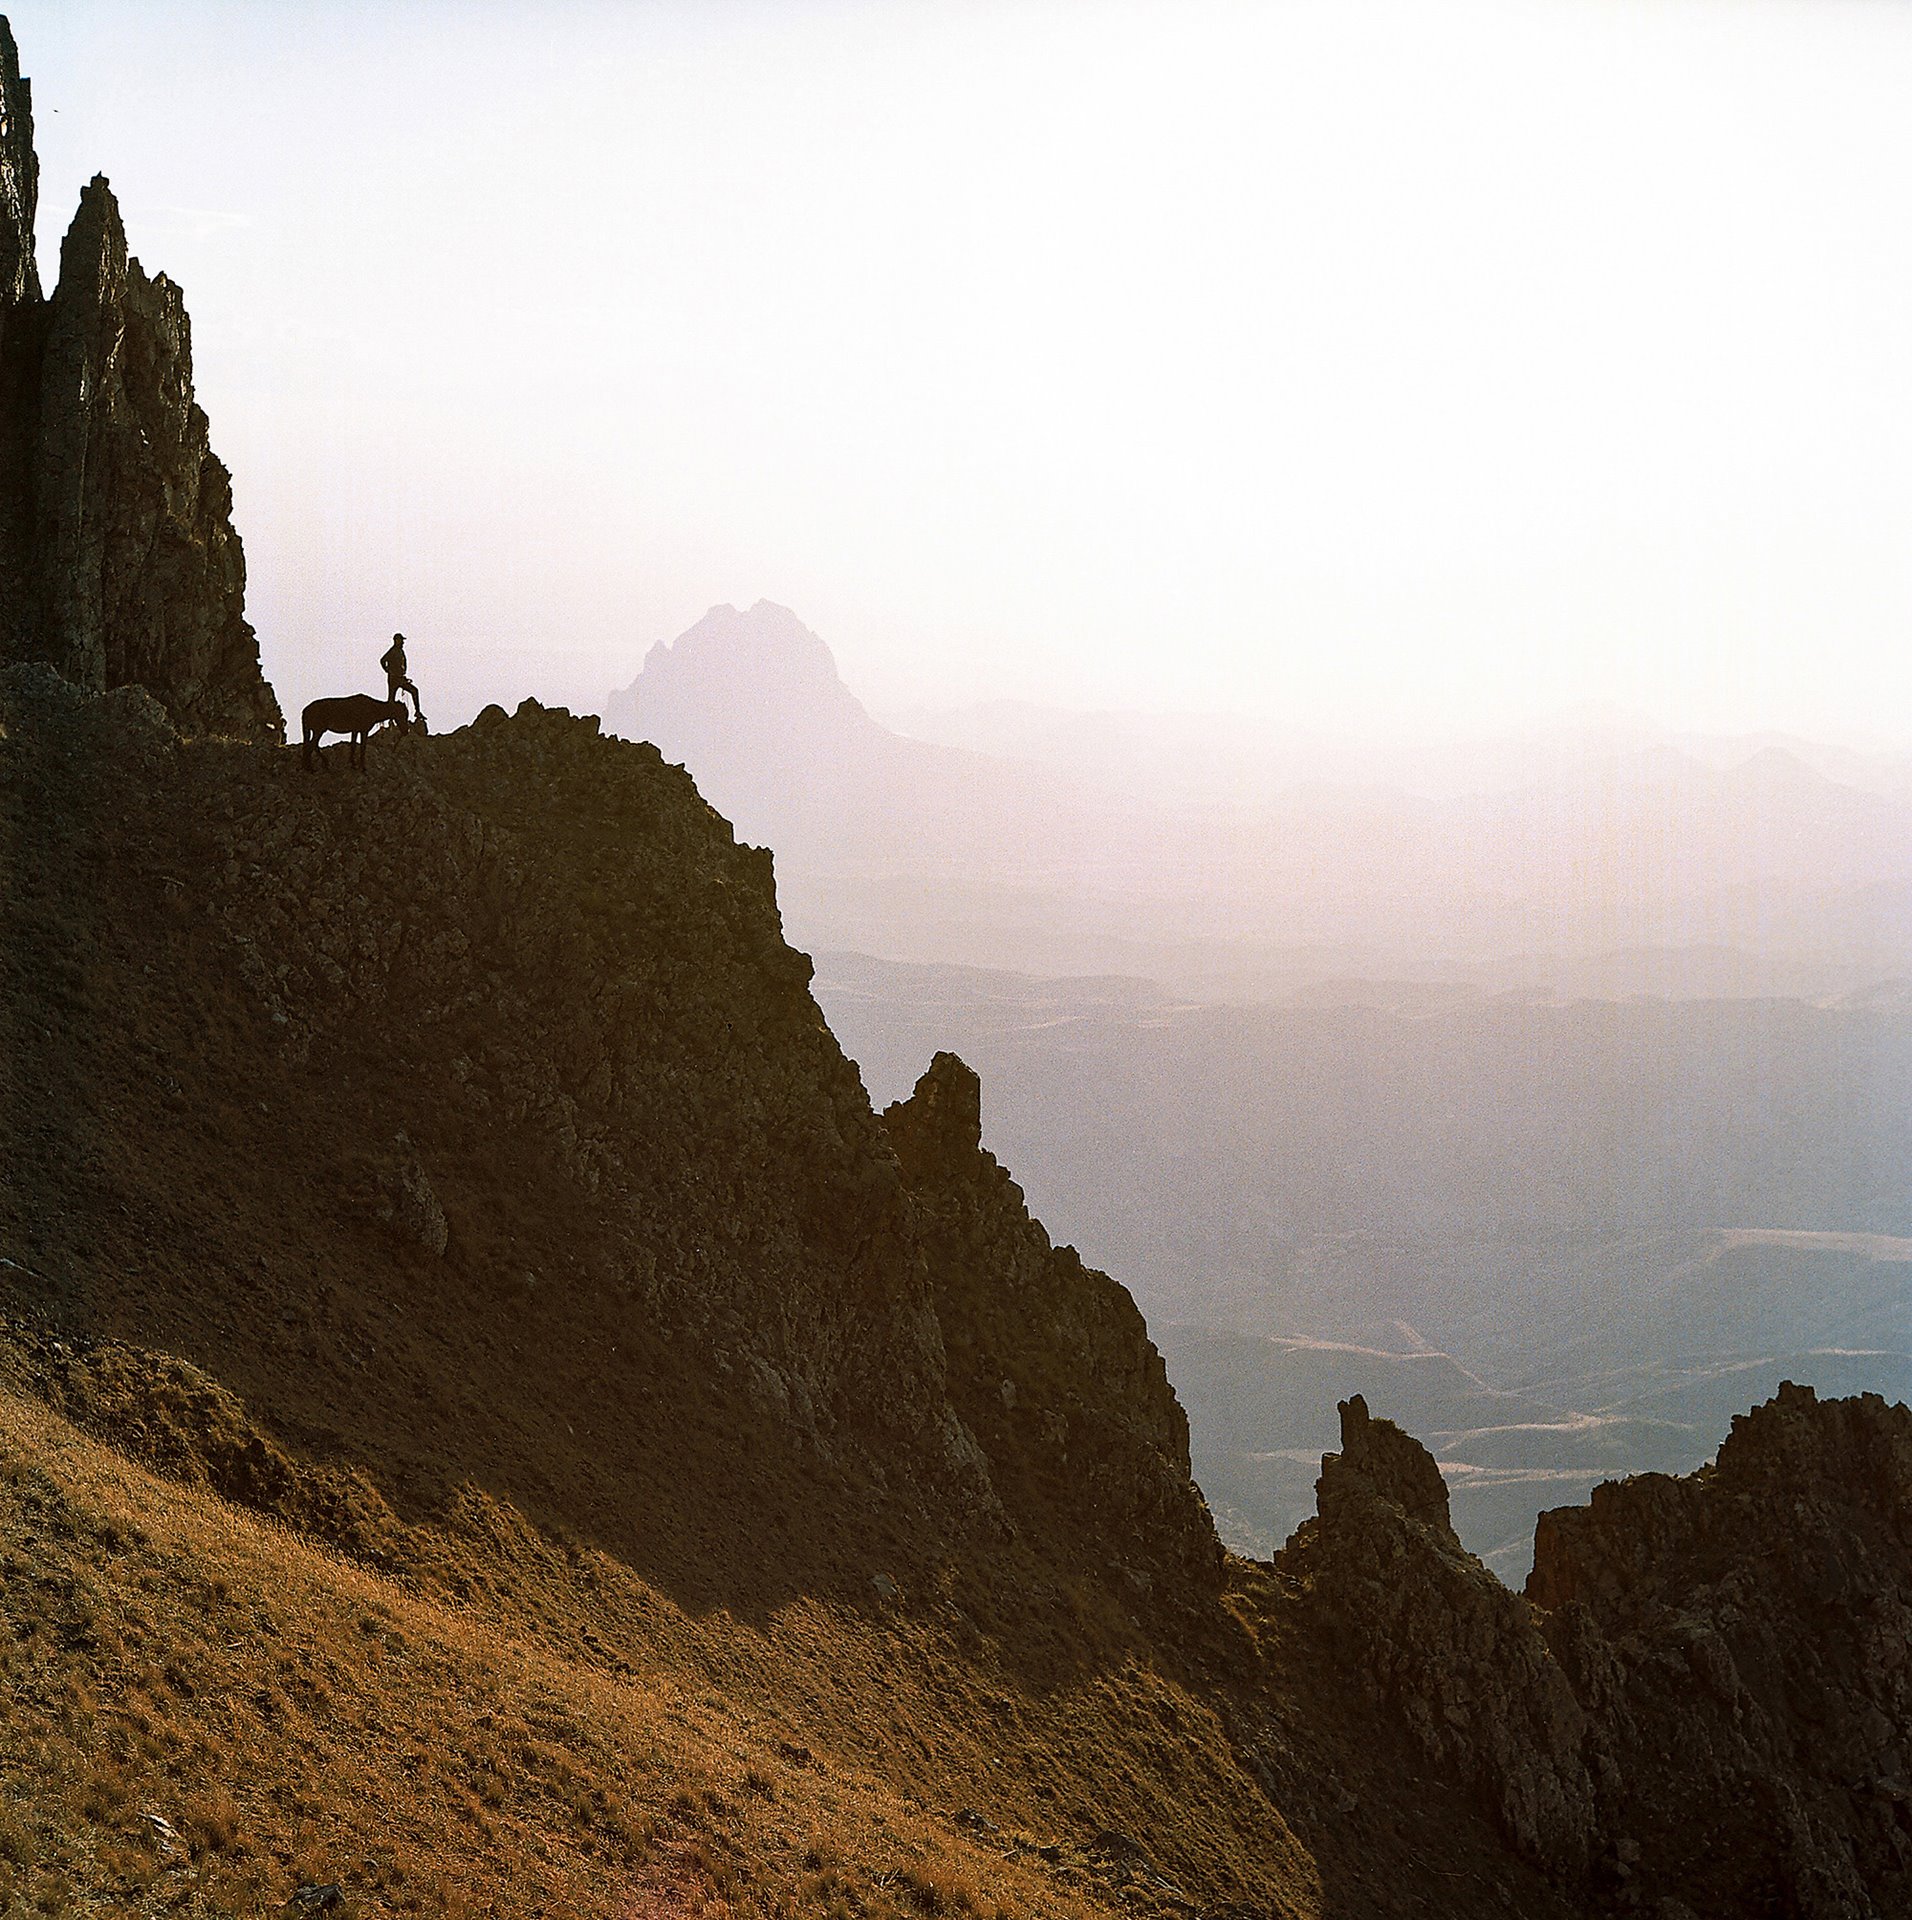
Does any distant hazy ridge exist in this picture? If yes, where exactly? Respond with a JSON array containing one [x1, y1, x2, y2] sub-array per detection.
[[608, 599, 1912, 1004]]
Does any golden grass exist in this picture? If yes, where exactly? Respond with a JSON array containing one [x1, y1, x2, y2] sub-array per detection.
[[0, 1381, 1316, 1920]]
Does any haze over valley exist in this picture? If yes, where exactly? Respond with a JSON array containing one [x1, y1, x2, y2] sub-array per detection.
[[5, 6, 1912, 1913], [608, 603, 1912, 1007], [610, 603, 1912, 1576]]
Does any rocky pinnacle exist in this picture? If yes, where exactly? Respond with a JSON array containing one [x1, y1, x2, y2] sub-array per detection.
[[0, 16, 37, 306], [0, 19, 283, 742]]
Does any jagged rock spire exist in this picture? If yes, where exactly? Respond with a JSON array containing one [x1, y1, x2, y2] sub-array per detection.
[[0, 16, 38, 306], [0, 19, 284, 742], [885, 1051, 984, 1175], [53, 171, 123, 313], [33, 175, 138, 698], [1329, 1391, 1457, 1538]]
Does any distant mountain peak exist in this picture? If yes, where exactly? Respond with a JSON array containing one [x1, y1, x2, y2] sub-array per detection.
[[641, 599, 861, 693], [615, 601, 872, 743], [1724, 741, 1832, 793]]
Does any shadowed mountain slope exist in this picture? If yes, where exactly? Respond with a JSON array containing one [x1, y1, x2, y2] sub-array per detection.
[[1, 17, 1908, 1914], [0, 668, 1896, 1912], [0, 661, 1575, 1920], [4, 662, 1909, 1917], [0, 665, 1217, 1628]]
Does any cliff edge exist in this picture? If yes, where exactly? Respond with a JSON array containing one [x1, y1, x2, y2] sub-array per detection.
[[0, 15, 1907, 1918]]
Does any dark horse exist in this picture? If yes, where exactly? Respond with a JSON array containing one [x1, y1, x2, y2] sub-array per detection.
[[301, 694, 411, 771]]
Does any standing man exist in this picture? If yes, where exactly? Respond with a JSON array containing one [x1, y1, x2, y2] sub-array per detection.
[[380, 632, 424, 725]]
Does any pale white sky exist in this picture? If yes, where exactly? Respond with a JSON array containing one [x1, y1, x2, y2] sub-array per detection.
[[10, 0, 1912, 736]]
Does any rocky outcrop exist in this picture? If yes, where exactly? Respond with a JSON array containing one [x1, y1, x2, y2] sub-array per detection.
[[0, 670, 1011, 1552], [0, 18, 36, 307], [28, 178, 282, 739], [0, 20, 281, 741], [374, 1132, 451, 1257], [1276, 1394, 1597, 1875], [188, 691, 985, 1494], [1532, 1382, 1912, 1918], [1282, 1384, 1912, 1916], [884, 1051, 1222, 1602]]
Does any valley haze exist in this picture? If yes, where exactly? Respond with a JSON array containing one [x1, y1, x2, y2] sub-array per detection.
[[9, 0, 1912, 741], [0, 9, 1908, 1920], [611, 601, 1912, 1580]]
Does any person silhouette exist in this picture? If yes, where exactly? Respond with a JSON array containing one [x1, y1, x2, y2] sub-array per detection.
[[380, 632, 424, 724]]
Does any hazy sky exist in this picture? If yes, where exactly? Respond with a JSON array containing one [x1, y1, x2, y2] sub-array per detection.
[[11, 0, 1912, 736]]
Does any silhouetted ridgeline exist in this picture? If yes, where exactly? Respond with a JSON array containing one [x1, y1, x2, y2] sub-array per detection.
[[5, 663, 1910, 1915], [1, 15, 1909, 1914], [0, 22, 280, 742]]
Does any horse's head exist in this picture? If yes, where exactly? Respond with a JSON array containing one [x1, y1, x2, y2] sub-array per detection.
[[390, 704, 411, 736]]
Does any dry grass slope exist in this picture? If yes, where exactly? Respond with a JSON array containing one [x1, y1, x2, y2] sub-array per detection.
[[0, 670, 1672, 1920], [0, 1375, 1260, 1919]]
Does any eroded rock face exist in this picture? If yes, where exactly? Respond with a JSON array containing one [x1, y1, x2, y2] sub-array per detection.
[[377, 1133, 450, 1258], [884, 1051, 1222, 1603], [0, 19, 37, 307], [187, 693, 978, 1488], [1284, 1383, 1912, 1916], [1277, 1394, 1597, 1876], [0, 22, 281, 741], [0, 18, 37, 650], [1532, 1382, 1912, 1919]]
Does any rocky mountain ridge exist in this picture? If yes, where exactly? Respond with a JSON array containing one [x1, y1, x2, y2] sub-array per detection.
[[0, 21, 280, 742], [5, 658, 1909, 1915], [1278, 1383, 1912, 1916], [0, 16, 1907, 1916]]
